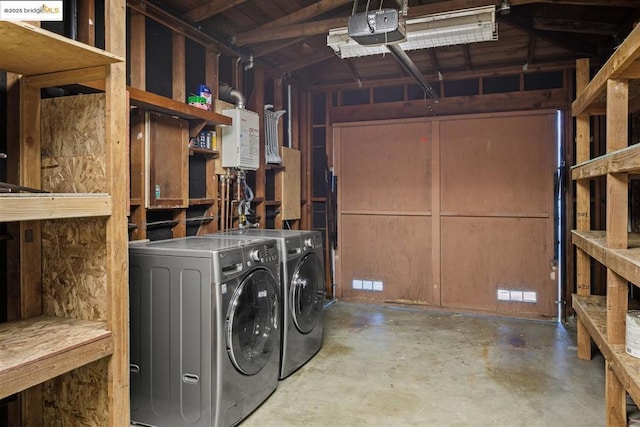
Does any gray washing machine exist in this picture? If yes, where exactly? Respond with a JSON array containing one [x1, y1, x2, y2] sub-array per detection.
[[129, 236, 280, 427], [213, 229, 325, 379]]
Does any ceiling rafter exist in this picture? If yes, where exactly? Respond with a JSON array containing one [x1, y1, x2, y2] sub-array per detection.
[[341, 58, 363, 86], [409, 0, 638, 16], [428, 48, 440, 75], [533, 17, 619, 35], [278, 50, 336, 73], [233, 17, 348, 46], [252, 38, 306, 58], [463, 45, 473, 70], [498, 11, 599, 57], [527, 33, 537, 65], [184, 0, 249, 23], [259, 0, 353, 29]]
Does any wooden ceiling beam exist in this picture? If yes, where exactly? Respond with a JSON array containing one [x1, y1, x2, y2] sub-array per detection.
[[533, 17, 619, 35], [232, 17, 348, 46], [252, 38, 305, 58], [278, 50, 336, 73], [498, 11, 599, 57], [260, 0, 352, 29], [185, 0, 248, 23], [527, 33, 537, 65], [429, 48, 441, 76], [409, 0, 638, 16], [463, 45, 473, 70], [342, 59, 363, 87]]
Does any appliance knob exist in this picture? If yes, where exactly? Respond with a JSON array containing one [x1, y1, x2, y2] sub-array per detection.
[[304, 238, 314, 249], [250, 249, 262, 262]]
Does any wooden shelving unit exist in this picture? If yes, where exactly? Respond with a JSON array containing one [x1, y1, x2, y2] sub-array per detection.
[[0, 13, 128, 426], [571, 22, 640, 426]]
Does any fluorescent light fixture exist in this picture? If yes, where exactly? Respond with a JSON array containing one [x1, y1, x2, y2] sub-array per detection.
[[327, 5, 497, 59]]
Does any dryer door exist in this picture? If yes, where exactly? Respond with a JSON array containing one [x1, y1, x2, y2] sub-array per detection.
[[226, 268, 279, 375], [290, 253, 325, 334]]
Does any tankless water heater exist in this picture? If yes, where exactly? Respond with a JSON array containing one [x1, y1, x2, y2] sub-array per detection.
[[221, 108, 260, 170]]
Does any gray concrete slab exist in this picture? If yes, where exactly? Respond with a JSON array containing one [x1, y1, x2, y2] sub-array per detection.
[[242, 301, 605, 427]]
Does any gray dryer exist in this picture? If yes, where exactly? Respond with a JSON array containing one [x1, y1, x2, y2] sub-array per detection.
[[129, 236, 280, 427]]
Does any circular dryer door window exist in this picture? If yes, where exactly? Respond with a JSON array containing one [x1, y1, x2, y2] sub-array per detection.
[[290, 253, 325, 334], [227, 268, 279, 375]]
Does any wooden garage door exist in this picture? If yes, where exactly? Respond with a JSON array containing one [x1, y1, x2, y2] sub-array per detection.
[[335, 111, 557, 318]]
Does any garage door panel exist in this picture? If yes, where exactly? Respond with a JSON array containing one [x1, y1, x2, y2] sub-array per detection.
[[340, 214, 433, 304], [441, 216, 556, 316], [340, 122, 431, 213], [440, 115, 553, 215]]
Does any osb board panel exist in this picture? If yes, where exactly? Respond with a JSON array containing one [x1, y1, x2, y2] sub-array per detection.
[[41, 94, 107, 193], [440, 216, 556, 318], [280, 147, 300, 220], [41, 94, 105, 158], [43, 357, 109, 426], [42, 218, 107, 321], [338, 121, 431, 213], [440, 114, 554, 215], [340, 215, 433, 304]]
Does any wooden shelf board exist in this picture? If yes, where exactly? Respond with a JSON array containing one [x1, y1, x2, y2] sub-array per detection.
[[189, 148, 219, 158], [572, 143, 640, 179], [265, 201, 282, 207], [0, 316, 113, 400], [572, 295, 640, 406], [0, 193, 111, 222], [572, 23, 640, 116], [572, 230, 640, 287], [0, 21, 122, 76], [128, 87, 232, 126], [189, 198, 215, 206]]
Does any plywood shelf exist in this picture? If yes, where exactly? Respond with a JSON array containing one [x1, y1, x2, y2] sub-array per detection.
[[128, 87, 232, 127], [189, 147, 219, 158], [572, 23, 640, 116], [189, 198, 215, 206], [572, 295, 640, 406], [0, 316, 113, 400], [571, 230, 640, 288], [0, 21, 122, 76], [0, 193, 111, 222], [571, 143, 640, 180]]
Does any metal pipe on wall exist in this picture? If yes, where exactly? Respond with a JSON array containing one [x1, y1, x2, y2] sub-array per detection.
[[287, 84, 292, 148]]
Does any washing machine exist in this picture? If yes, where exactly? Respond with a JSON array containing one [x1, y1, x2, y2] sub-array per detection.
[[214, 229, 325, 379], [129, 236, 280, 427]]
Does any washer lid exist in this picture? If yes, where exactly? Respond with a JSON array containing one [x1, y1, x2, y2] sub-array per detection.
[[227, 268, 279, 375], [291, 253, 325, 334]]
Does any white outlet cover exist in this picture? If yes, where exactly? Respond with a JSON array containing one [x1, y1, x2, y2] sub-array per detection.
[[510, 290, 524, 302], [362, 280, 373, 291], [523, 291, 537, 303], [497, 289, 510, 301], [352, 279, 363, 290], [373, 281, 384, 291]]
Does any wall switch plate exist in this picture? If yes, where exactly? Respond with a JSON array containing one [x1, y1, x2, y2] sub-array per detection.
[[352, 279, 363, 290], [362, 280, 373, 291], [523, 291, 537, 303], [373, 281, 384, 291], [497, 289, 510, 301], [510, 290, 524, 302]]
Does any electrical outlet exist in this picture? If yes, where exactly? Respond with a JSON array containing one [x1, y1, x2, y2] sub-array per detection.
[[523, 291, 537, 303], [352, 279, 363, 290], [497, 289, 510, 301], [362, 280, 373, 291], [510, 290, 523, 302], [373, 281, 383, 291]]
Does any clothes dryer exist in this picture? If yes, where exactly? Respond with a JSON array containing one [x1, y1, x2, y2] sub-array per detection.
[[129, 236, 280, 427], [215, 229, 325, 379]]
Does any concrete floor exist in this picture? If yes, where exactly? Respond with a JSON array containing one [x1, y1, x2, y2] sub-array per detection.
[[242, 301, 605, 427]]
